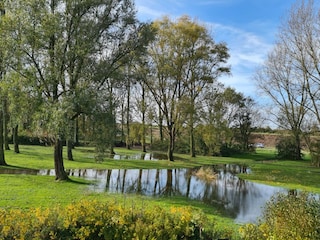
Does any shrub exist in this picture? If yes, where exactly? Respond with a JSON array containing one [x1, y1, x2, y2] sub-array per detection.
[[174, 139, 190, 154], [220, 144, 241, 157], [149, 139, 168, 152], [276, 136, 302, 160], [239, 192, 320, 240], [0, 199, 222, 239]]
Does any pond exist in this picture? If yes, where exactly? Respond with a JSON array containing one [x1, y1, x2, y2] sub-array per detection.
[[35, 164, 287, 223], [112, 152, 169, 160]]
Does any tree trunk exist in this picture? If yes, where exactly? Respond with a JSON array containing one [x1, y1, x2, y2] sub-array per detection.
[[3, 98, 10, 150], [67, 139, 73, 161], [0, 109, 6, 165], [54, 138, 69, 181], [142, 126, 146, 152], [167, 126, 174, 161], [190, 129, 196, 157], [67, 119, 74, 161], [74, 117, 79, 146], [294, 134, 302, 160], [149, 124, 153, 145], [159, 109, 163, 142], [141, 86, 146, 152], [121, 102, 125, 145], [126, 80, 131, 150], [189, 99, 196, 157], [13, 124, 19, 153], [109, 140, 115, 155]]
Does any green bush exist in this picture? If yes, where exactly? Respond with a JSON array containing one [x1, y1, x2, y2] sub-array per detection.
[[239, 192, 320, 240], [276, 136, 302, 160], [174, 139, 190, 154], [220, 143, 241, 157], [150, 139, 168, 152], [195, 137, 209, 156], [0, 199, 221, 239]]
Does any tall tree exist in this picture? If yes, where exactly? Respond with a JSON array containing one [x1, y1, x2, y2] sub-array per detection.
[[170, 16, 230, 157], [233, 97, 256, 152], [144, 17, 184, 161], [0, 1, 7, 165], [275, 0, 320, 162], [5, 0, 146, 180], [144, 16, 229, 160], [279, 0, 320, 123], [255, 43, 309, 160], [198, 85, 251, 155]]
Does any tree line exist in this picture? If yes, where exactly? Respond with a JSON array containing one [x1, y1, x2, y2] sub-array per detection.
[[0, 0, 259, 180]]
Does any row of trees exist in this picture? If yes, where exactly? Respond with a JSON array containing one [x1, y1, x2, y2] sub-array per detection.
[[0, 0, 257, 180], [0, 0, 154, 180], [255, 0, 320, 165]]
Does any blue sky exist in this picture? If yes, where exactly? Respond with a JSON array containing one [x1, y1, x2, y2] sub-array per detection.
[[135, 0, 298, 100]]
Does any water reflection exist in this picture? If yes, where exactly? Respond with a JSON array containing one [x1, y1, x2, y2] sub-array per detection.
[[37, 165, 285, 223], [112, 152, 168, 160], [0, 166, 287, 223]]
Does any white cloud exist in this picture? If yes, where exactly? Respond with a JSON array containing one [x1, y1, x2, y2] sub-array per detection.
[[209, 22, 274, 98], [136, 5, 164, 20]]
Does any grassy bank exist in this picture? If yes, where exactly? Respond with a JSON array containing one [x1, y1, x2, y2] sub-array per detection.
[[0, 145, 241, 237], [1, 145, 320, 238], [2, 145, 320, 203]]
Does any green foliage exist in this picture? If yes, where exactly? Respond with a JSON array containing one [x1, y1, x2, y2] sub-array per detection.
[[219, 143, 241, 157], [0, 200, 218, 240], [150, 139, 168, 152], [308, 141, 320, 167], [90, 110, 116, 161], [239, 192, 320, 240], [276, 136, 301, 160], [174, 137, 190, 154], [129, 122, 143, 145], [195, 135, 209, 156]]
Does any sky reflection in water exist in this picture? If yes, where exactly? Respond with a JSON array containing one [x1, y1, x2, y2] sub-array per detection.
[[37, 164, 286, 223]]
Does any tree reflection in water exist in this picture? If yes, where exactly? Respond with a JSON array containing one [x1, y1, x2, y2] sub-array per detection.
[[37, 165, 286, 223]]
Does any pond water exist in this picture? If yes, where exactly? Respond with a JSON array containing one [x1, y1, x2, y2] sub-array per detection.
[[35, 164, 286, 223], [112, 152, 168, 160]]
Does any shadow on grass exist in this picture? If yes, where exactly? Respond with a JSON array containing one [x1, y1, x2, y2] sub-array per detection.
[[0, 164, 39, 171], [65, 177, 93, 186], [231, 150, 278, 162], [0, 166, 93, 186]]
